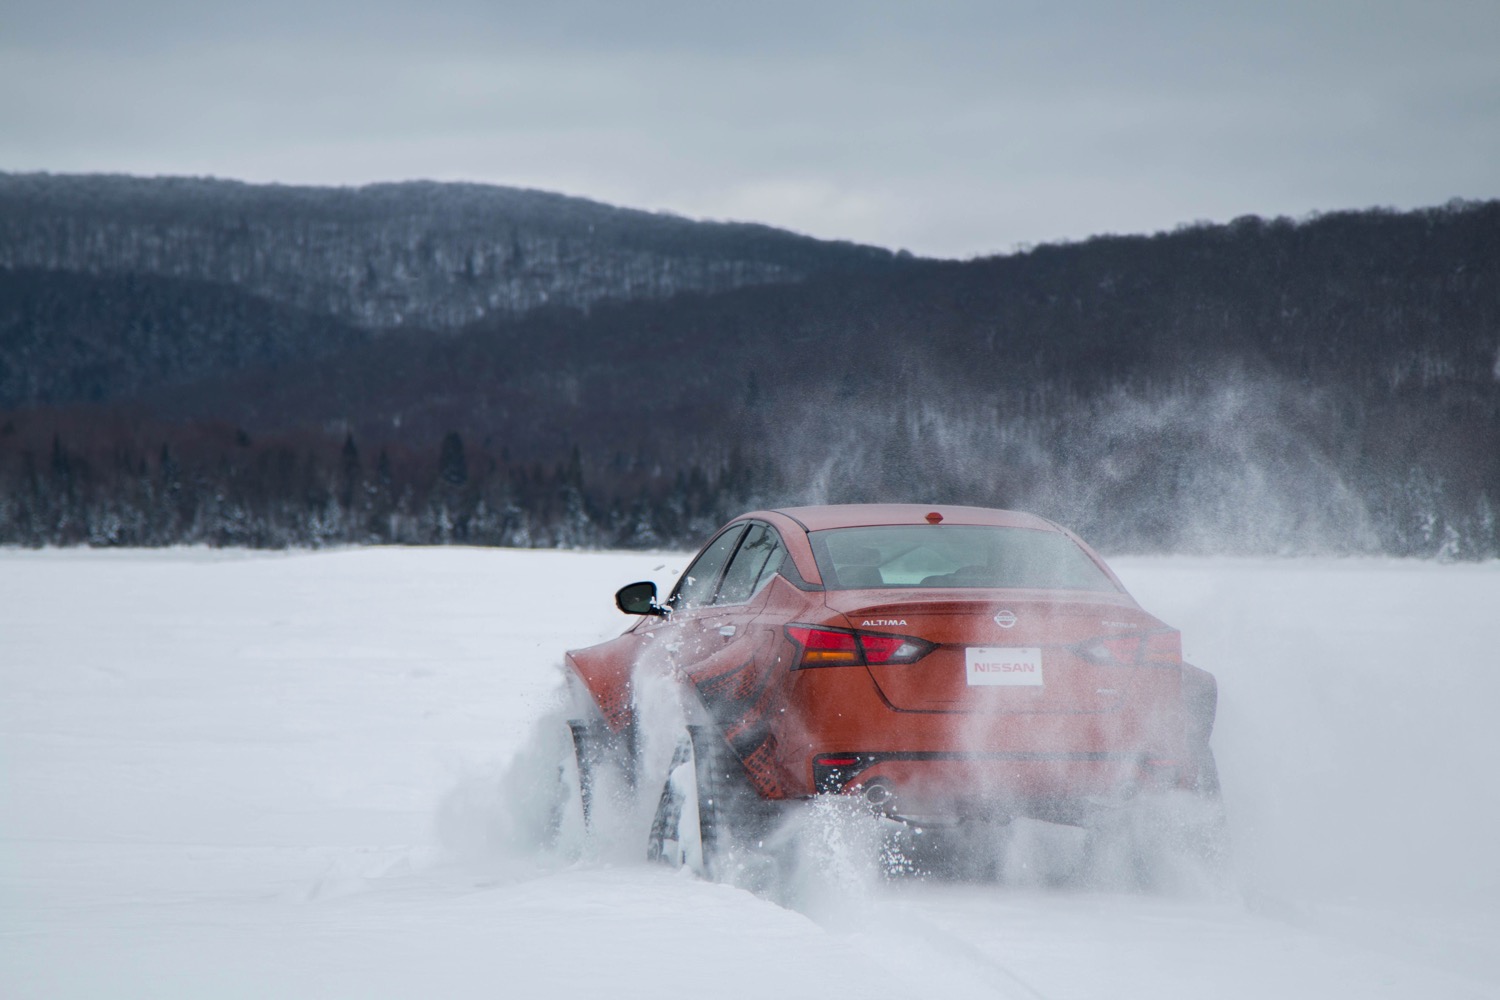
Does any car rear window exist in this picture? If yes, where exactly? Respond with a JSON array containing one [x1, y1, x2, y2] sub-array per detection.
[[808, 525, 1119, 592]]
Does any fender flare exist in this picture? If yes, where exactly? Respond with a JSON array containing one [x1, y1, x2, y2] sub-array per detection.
[[565, 645, 636, 732]]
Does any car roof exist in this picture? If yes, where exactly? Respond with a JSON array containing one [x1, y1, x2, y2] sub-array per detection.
[[768, 504, 1059, 533]]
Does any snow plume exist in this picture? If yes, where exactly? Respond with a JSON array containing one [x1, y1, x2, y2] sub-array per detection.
[[926, 688, 1234, 899], [1057, 376, 1373, 554], [436, 685, 644, 874], [443, 670, 1229, 911], [432, 688, 579, 878], [435, 650, 704, 878], [764, 797, 886, 916], [771, 368, 1389, 556], [433, 654, 893, 911]]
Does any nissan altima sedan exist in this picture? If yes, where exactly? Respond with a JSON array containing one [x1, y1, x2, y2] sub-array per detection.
[[564, 504, 1220, 878]]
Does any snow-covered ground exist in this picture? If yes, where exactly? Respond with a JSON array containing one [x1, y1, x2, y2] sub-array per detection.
[[3, 547, 1497, 998]]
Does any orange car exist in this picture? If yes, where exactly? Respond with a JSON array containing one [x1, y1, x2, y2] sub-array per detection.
[[565, 504, 1220, 877]]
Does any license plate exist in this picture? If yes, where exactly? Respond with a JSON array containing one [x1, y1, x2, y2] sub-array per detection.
[[966, 647, 1044, 686]]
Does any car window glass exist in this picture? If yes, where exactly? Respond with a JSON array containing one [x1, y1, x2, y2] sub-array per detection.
[[671, 525, 747, 609], [808, 525, 1119, 592], [715, 524, 785, 605], [750, 535, 788, 594]]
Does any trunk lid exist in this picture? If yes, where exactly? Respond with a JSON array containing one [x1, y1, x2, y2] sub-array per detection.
[[826, 590, 1178, 715]]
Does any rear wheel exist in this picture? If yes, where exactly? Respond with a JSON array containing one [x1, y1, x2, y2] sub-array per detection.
[[647, 725, 781, 884], [1178, 742, 1229, 867], [1189, 740, 1222, 798], [564, 717, 637, 833], [1082, 744, 1229, 890], [646, 734, 708, 873], [647, 726, 728, 876]]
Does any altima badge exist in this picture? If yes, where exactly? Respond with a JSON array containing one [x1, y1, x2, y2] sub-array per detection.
[[994, 610, 1017, 628]]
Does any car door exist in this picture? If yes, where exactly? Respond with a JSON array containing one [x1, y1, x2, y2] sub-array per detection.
[[634, 522, 749, 672], [689, 522, 782, 663], [676, 523, 790, 754], [566, 522, 749, 732]]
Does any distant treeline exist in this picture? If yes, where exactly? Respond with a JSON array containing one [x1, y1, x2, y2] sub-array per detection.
[[0, 418, 764, 550], [2, 176, 1498, 557], [4, 369, 1493, 558]]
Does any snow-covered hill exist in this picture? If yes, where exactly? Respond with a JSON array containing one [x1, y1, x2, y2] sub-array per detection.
[[0, 173, 896, 336], [3, 548, 1497, 998]]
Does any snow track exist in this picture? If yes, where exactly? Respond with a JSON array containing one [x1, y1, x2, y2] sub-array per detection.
[[3, 547, 1498, 998]]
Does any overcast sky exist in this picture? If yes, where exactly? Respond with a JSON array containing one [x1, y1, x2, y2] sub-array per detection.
[[2, 1, 1496, 257]]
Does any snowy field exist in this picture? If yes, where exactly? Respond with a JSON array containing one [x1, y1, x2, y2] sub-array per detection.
[[3, 546, 1498, 998]]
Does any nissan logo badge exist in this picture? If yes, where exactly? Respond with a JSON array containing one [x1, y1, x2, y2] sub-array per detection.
[[994, 610, 1017, 628]]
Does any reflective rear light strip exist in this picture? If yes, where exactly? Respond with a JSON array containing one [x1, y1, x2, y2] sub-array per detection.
[[785, 624, 935, 669]]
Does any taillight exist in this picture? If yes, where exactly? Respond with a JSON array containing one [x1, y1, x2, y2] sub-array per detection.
[[1077, 629, 1180, 666], [786, 625, 863, 666], [1080, 635, 1141, 665], [785, 625, 935, 669], [1141, 629, 1181, 664]]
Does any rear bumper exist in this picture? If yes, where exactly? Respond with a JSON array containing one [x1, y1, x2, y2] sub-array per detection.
[[809, 750, 1182, 825], [778, 662, 1188, 806]]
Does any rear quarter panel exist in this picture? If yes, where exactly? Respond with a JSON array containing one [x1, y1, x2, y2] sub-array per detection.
[[565, 632, 643, 731]]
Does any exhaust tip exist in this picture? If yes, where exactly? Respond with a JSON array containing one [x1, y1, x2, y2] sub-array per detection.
[[862, 780, 896, 812]]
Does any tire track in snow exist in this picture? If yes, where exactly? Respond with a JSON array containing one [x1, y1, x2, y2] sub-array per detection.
[[826, 895, 1052, 1000]]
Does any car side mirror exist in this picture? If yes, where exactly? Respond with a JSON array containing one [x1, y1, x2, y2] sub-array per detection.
[[615, 581, 667, 617]]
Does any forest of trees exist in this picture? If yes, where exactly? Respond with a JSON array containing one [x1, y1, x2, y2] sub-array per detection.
[[2, 174, 1497, 558], [0, 419, 764, 550]]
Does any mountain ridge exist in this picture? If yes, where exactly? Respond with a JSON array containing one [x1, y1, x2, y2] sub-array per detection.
[[1, 180, 1496, 557], [0, 171, 904, 334]]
